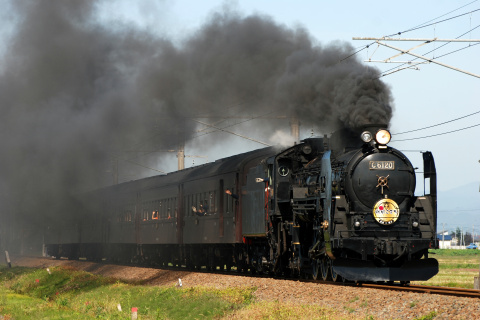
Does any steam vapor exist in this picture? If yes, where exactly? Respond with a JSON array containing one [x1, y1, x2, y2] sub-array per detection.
[[0, 1, 393, 251]]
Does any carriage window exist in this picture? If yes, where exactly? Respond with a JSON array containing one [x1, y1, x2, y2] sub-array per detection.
[[209, 191, 216, 214], [226, 191, 230, 214], [189, 194, 193, 217], [167, 198, 173, 218], [165, 199, 169, 218]]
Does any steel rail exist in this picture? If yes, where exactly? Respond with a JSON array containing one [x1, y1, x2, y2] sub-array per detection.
[[359, 283, 480, 299]]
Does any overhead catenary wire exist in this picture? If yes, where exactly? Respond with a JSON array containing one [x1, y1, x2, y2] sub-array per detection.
[[192, 110, 277, 139], [429, 39, 480, 57], [384, 7, 480, 38], [392, 123, 480, 142], [192, 119, 272, 146], [346, 3, 480, 66], [393, 109, 480, 135], [403, 0, 479, 32]]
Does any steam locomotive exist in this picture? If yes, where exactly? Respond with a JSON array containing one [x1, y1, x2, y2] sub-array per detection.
[[45, 124, 438, 282]]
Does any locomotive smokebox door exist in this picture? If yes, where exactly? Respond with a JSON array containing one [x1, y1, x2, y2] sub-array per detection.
[[350, 151, 415, 210]]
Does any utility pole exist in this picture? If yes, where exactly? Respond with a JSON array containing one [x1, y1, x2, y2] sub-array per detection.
[[177, 141, 185, 171], [290, 116, 300, 143], [442, 223, 445, 249]]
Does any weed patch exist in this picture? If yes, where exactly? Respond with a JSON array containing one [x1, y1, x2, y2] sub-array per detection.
[[0, 266, 255, 319]]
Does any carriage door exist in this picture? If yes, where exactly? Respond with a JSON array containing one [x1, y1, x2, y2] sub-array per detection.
[[176, 184, 184, 244], [219, 179, 224, 238]]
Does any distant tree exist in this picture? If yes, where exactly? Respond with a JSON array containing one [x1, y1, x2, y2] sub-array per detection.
[[455, 227, 462, 243], [465, 232, 473, 244]]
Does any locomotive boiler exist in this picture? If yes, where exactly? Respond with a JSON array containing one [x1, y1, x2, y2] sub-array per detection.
[[45, 124, 438, 283]]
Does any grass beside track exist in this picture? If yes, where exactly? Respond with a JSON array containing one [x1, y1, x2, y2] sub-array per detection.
[[412, 249, 480, 288], [0, 265, 337, 320], [0, 265, 255, 319]]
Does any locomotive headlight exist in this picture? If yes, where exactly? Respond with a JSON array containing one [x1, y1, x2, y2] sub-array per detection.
[[360, 131, 373, 143], [375, 129, 391, 145], [354, 221, 361, 228], [412, 221, 419, 228]]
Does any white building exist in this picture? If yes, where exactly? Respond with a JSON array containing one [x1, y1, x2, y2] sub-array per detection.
[[437, 233, 452, 249]]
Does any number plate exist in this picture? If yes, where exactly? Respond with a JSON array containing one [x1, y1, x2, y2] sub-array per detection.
[[369, 161, 395, 170]]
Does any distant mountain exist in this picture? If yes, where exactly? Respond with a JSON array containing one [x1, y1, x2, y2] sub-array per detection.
[[437, 182, 480, 233]]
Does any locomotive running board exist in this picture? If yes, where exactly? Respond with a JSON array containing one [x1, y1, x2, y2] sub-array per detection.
[[332, 258, 439, 282]]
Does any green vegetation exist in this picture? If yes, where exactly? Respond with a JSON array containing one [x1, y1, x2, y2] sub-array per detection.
[[429, 249, 480, 257], [412, 249, 480, 288], [0, 266, 339, 319], [414, 311, 437, 320], [0, 266, 254, 319]]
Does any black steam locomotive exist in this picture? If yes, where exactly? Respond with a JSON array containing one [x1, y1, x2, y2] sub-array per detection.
[[45, 125, 438, 282]]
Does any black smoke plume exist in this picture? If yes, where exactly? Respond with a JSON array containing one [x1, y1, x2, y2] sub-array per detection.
[[0, 1, 392, 253]]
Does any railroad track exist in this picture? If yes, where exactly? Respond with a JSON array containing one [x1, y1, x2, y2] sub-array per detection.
[[12, 255, 480, 299], [358, 283, 480, 299], [135, 263, 480, 299]]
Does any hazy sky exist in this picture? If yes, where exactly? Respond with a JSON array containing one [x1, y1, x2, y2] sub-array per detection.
[[93, 0, 480, 192]]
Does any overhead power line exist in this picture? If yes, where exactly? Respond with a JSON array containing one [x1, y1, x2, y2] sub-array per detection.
[[192, 119, 272, 146], [405, 0, 479, 32], [393, 110, 480, 135], [392, 123, 480, 142], [385, 8, 480, 37]]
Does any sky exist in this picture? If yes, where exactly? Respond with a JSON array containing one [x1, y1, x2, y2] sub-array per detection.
[[0, 0, 478, 234], [94, 0, 480, 191]]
